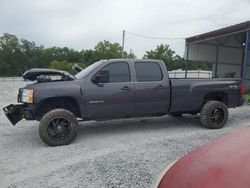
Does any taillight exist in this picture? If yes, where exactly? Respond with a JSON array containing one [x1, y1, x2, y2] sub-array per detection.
[[240, 84, 245, 97]]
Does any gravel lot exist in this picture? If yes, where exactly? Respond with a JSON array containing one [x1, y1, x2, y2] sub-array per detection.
[[0, 81, 250, 188]]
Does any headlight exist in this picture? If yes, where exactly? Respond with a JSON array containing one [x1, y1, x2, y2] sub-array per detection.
[[21, 89, 33, 103]]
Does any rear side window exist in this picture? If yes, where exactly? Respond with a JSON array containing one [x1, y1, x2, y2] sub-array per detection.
[[101, 62, 130, 83], [135, 62, 163, 82]]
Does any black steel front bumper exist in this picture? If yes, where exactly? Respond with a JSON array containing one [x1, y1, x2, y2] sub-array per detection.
[[3, 104, 24, 125], [3, 104, 36, 125]]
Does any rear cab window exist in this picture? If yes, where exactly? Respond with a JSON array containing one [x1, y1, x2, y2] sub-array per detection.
[[135, 62, 163, 82]]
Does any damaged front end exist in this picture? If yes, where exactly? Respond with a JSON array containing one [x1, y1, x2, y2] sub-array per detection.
[[3, 104, 24, 125], [23, 68, 75, 82], [3, 68, 77, 125], [3, 104, 35, 125], [3, 87, 35, 125]]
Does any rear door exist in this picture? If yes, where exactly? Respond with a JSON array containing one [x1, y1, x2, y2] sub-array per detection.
[[85, 61, 135, 119], [134, 61, 170, 115]]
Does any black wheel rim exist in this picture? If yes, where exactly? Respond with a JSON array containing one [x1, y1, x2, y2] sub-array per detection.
[[210, 107, 224, 124], [47, 117, 72, 142]]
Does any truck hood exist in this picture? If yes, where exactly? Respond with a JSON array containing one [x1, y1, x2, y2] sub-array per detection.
[[23, 68, 75, 81]]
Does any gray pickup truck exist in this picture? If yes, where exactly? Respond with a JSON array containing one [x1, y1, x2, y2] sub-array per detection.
[[3, 59, 245, 146]]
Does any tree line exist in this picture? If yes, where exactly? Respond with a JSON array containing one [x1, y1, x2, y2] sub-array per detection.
[[0, 33, 211, 76]]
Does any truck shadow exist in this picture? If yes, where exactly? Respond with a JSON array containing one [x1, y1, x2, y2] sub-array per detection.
[[77, 115, 203, 139]]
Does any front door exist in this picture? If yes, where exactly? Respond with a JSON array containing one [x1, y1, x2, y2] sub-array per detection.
[[85, 62, 135, 119]]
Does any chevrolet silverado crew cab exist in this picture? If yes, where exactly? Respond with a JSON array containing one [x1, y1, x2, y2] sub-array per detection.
[[3, 59, 245, 146]]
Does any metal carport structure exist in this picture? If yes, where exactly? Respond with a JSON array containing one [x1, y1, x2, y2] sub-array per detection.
[[184, 21, 250, 89]]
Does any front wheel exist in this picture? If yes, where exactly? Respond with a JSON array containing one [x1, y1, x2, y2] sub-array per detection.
[[39, 109, 78, 146], [200, 101, 228, 129]]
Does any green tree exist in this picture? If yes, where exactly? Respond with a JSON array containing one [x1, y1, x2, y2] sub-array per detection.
[[0, 33, 23, 76], [20, 39, 47, 70], [143, 44, 184, 70], [80, 49, 98, 65], [94, 40, 123, 60], [0, 33, 138, 76], [127, 49, 137, 59], [0, 34, 48, 76], [50, 60, 86, 75], [187, 61, 212, 71]]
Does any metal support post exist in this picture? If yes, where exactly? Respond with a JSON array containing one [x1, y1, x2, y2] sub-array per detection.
[[242, 31, 249, 82]]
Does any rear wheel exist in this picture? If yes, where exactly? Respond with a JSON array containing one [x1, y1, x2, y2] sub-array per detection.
[[200, 101, 228, 129], [39, 109, 78, 146]]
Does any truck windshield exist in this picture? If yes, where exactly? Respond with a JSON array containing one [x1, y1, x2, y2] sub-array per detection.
[[75, 61, 103, 79]]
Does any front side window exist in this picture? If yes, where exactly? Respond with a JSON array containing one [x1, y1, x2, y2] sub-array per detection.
[[99, 62, 130, 83], [135, 62, 163, 82]]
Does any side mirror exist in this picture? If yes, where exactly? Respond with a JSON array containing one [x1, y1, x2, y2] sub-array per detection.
[[92, 69, 110, 85]]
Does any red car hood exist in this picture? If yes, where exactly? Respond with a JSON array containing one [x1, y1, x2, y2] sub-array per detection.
[[158, 127, 250, 188]]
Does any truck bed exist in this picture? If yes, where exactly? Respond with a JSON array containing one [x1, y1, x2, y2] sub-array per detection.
[[169, 78, 242, 113]]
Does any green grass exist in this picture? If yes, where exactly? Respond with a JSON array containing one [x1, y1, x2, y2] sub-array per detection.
[[244, 95, 250, 104]]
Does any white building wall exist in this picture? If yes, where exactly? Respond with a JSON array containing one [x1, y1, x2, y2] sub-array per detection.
[[218, 47, 242, 64], [186, 44, 217, 62]]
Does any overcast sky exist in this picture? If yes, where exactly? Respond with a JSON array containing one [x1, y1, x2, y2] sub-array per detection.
[[0, 0, 250, 57]]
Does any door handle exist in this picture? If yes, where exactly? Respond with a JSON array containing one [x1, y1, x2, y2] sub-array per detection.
[[121, 86, 132, 91], [155, 85, 164, 89]]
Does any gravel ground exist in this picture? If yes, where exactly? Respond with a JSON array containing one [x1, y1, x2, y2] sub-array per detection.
[[0, 81, 250, 188]]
